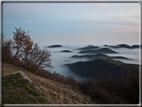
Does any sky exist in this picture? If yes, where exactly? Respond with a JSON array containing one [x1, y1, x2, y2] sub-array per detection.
[[2, 1, 141, 45]]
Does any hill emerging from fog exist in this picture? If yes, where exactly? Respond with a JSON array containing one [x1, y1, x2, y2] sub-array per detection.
[[66, 54, 139, 79], [79, 48, 118, 54]]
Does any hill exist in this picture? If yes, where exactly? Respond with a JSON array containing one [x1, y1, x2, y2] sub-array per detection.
[[71, 53, 132, 61], [61, 50, 72, 52], [77, 45, 100, 50], [2, 63, 92, 104], [104, 44, 142, 49], [48, 44, 62, 48], [2, 62, 139, 104], [79, 48, 118, 54], [66, 55, 138, 79]]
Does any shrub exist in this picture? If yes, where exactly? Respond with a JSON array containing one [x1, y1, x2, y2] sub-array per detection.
[[2, 37, 14, 64], [78, 70, 139, 104]]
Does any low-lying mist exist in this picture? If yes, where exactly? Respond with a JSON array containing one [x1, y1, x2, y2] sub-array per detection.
[[43, 44, 140, 81]]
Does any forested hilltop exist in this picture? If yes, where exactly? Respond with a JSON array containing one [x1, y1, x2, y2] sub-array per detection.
[[66, 53, 139, 79]]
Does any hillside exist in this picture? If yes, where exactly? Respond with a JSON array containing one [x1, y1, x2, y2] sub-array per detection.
[[66, 54, 139, 79], [2, 63, 92, 104], [3, 73, 51, 104], [72, 53, 132, 60]]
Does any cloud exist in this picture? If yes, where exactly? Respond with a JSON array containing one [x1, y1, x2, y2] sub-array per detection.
[[91, 3, 112, 10], [109, 24, 139, 32]]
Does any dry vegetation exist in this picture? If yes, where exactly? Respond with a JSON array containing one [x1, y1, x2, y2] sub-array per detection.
[[3, 73, 50, 104], [3, 62, 139, 104], [2, 63, 92, 104]]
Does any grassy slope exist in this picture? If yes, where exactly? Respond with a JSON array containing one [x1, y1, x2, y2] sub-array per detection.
[[3, 73, 50, 104], [2, 63, 92, 104]]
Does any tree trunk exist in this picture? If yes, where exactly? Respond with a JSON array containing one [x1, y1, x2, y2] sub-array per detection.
[[13, 48, 19, 64]]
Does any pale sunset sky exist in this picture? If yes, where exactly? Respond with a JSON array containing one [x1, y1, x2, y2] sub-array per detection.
[[2, 0, 141, 46]]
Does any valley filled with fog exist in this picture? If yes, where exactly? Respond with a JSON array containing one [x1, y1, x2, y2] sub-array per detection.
[[43, 43, 140, 81]]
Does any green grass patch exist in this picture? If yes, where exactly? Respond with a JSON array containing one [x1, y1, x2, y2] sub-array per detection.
[[2, 73, 50, 104]]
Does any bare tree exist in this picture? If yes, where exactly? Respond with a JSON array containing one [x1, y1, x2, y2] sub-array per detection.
[[13, 27, 33, 64], [27, 43, 52, 71], [13, 27, 52, 71], [22, 34, 33, 70]]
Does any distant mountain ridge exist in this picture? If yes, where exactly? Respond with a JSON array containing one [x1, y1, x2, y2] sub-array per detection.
[[77, 45, 100, 50], [104, 44, 142, 49], [72, 53, 132, 60], [48, 44, 62, 48], [79, 48, 118, 54]]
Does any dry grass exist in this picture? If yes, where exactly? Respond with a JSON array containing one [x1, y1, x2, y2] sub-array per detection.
[[2, 63, 92, 104], [3, 73, 50, 104]]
